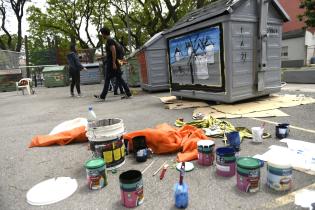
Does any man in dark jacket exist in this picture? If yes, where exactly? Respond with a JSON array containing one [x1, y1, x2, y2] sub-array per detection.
[[94, 27, 131, 101], [67, 44, 87, 97]]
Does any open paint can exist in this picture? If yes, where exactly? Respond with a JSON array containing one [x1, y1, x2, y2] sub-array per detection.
[[85, 158, 107, 190], [197, 140, 215, 166], [132, 136, 148, 162], [275, 123, 290, 139], [267, 158, 292, 191], [216, 147, 236, 177], [236, 157, 260, 193], [119, 170, 144, 208]]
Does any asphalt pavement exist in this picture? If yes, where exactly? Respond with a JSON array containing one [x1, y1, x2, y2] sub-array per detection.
[[0, 84, 314, 210]]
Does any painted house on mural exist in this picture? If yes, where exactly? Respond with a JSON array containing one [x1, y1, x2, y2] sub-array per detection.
[[164, 0, 289, 103], [279, 0, 315, 67]]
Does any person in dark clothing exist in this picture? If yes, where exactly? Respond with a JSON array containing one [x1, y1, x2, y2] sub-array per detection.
[[94, 27, 131, 100], [67, 44, 87, 97]]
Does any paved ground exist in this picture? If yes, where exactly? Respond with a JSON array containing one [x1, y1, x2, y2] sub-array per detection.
[[0, 84, 314, 210]]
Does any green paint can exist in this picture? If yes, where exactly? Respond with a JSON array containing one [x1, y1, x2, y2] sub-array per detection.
[[85, 158, 107, 190], [236, 157, 261, 193]]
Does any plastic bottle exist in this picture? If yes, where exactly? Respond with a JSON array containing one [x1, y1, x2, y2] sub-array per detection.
[[87, 106, 97, 127]]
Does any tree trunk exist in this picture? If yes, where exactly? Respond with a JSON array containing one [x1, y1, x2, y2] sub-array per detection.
[[15, 18, 22, 52]]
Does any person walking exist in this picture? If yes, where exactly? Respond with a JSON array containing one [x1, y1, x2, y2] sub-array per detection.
[[94, 27, 132, 101], [67, 44, 87, 97]]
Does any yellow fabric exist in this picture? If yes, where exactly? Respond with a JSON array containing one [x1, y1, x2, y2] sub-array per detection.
[[175, 115, 271, 141]]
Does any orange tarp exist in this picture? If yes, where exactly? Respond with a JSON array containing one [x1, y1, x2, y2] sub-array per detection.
[[29, 126, 88, 148], [123, 123, 209, 162]]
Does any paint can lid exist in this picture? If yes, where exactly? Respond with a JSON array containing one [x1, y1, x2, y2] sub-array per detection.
[[197, 140, 215, 147], [176, 162, 194, 172], [237, 157, 260, 169], [85, 158, 105, 169], [216, 147, 235, 156], [26, 177, 78, 206], [267, 157, 291, 169], [119, 170, 142, 184]]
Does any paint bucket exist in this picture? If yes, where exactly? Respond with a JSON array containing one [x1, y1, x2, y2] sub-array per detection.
[[174, 183, 188, 208], [84, 158, 107, 190], [236, 157, 260, 193], [267, 158, 292, 191], [275, 123, 290, 139], [132, 136, 148, 162], [227, 131, 241, 155], [251, 127, 264, 143], [197, 140, 215, 166], [119, 170, 144, 208], [216, 147, 236, 177], [86, 118, 126, 170]]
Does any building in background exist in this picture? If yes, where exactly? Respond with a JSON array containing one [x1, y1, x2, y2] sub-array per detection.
[[279, 0, 315, 68]]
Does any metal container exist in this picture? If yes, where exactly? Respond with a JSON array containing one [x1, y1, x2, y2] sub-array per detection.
[[81, 63, 101, 85], [43, 65, 69, 88], [164, 0, 290, 103]]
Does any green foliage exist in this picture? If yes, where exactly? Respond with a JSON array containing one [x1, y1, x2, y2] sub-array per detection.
[[298, 0, 315, 28]]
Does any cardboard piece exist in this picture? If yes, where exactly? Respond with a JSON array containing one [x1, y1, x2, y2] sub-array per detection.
[[210, 94, 315, 115], [193, 107, 289, 119], [159, 96, 177, 104], [160, 96, 209, 110]]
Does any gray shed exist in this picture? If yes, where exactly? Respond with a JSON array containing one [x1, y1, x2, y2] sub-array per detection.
[[164, 0, 290, 103], [136, 32, 169, 92]]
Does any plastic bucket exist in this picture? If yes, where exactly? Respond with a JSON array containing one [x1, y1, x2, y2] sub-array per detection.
[[236, 157, 260, 193], [86, 118, 126, 170], [119, 170, 144, 208], [84, 158, 107, 190], [267, 159, 292, 191], [216, 147, 236, 177], [197, 140, 215, 166], [275, 123, 290, 139], [251, 127, 264, 143]]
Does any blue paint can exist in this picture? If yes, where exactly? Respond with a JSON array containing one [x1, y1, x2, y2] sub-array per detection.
[[276, 123, 290, 139], [174, 183, 188, 208]]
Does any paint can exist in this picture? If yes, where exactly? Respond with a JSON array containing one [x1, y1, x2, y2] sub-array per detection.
[[251, 127, 264, 143], [267, 158, 292, 191], [132, 136, 148, 162], [275, 123, 290, 139], [197, 140, 215, 166], [174, 183, 188, 208], [84, 158, 107, 190], [86, 118, 126, 170], [236, 157, 260, 193], [216, 147, 236, 177], [119, 170, 144, 208], [227, 131, 241, 156]]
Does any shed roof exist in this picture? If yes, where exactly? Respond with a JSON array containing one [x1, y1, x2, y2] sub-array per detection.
[[166, 0, 290, 34]]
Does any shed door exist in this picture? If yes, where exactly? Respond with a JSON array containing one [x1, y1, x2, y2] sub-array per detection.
[[168, 24, 225, 92]]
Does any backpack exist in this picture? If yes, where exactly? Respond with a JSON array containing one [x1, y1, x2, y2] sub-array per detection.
[[114, 40, 125, 60]]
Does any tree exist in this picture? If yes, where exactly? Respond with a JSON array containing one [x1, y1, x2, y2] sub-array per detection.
[[298, 0, 315, 28], [0, 0, 28, 51], [27, 0, 109, 49]]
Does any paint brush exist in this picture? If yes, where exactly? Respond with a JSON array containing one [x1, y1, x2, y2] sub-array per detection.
[[153, 161, 168, 176], [179, 162, 185, 185], [159, 164, 169, 180]]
